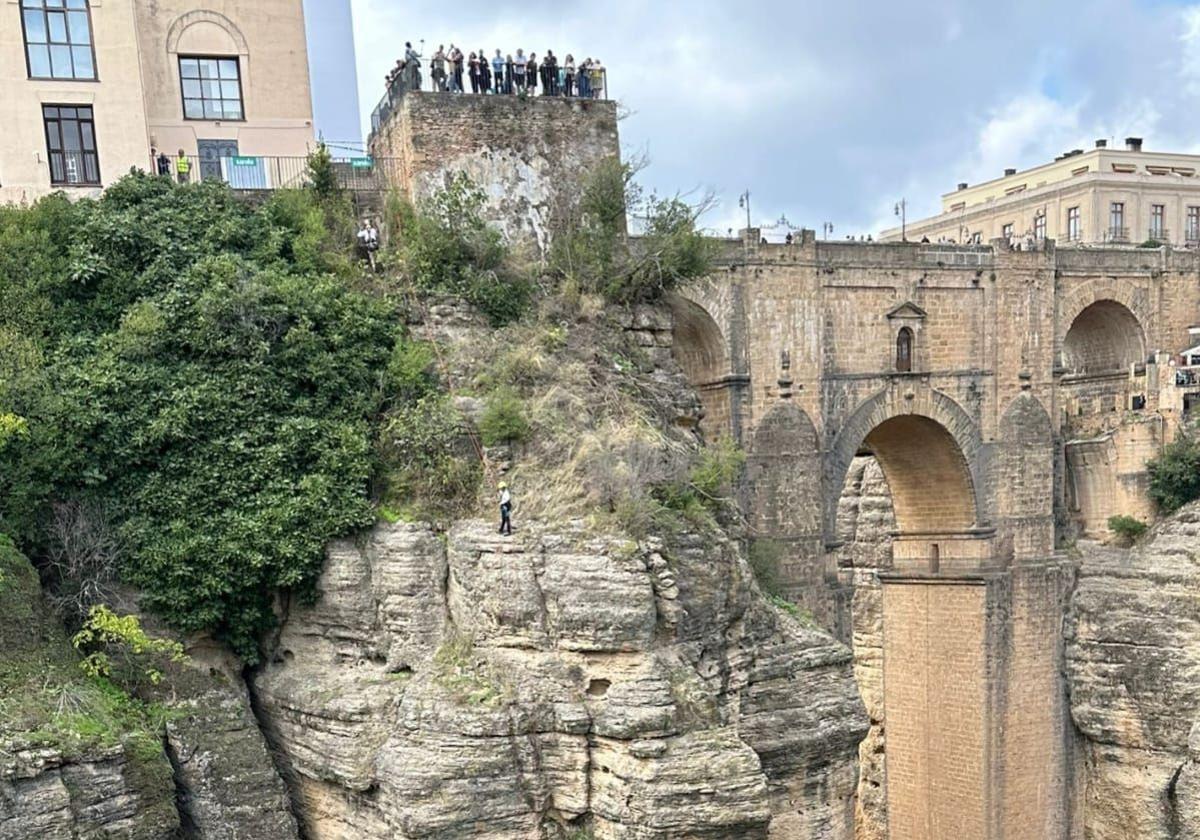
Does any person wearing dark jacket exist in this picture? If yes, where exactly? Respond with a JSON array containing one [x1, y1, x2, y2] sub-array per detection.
[[526, 54, 538, 95], [480, 51, 492, 92], [468, 52, 480, 93]]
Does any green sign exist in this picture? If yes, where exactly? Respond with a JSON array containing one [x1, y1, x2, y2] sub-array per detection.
[[231, 156, 258, 167], [350, 157, 374, 169]]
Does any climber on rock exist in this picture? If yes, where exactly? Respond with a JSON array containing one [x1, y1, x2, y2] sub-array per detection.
[[498, 481, 513, 536]]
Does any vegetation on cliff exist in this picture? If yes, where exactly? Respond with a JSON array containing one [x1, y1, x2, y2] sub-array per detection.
[[0, 155, 714, 664]]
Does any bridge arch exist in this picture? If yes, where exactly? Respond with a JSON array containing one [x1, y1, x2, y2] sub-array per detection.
[[669, 294, 734, 436], [1061, 300, 1146, 375], [1057, 278, 1152, 374], [826, 389, 986, 566]]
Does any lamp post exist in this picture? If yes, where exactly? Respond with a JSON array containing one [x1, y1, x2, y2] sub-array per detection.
[[894, 199, 907, 242], [822, 222, 834, 240], [738, 190, 751, 234]]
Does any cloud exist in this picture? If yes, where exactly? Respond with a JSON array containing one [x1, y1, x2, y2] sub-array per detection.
[[348, 0, 1200, 236]]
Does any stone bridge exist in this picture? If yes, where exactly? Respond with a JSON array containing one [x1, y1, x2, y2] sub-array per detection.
[[670, 231, 1200, 840]]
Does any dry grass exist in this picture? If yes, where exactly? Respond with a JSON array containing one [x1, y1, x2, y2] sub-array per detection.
[[422, 290, 700, 530]]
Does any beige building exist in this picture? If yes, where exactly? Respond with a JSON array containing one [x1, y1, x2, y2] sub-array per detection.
[[882, 138, 1200, 247], [0, 0, 314, 204]]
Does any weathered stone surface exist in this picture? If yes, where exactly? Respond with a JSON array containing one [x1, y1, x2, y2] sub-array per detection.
[[1065, 502, 1200, 838], [0, 745, 176, 840], [254, 519, 867, 839], [160, 638, 300, 839]]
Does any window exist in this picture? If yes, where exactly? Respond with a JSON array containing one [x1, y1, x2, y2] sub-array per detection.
[[180, 56, 244, 120], [1002, 222, 1014, 240], [1109, 202, 1126, 239], [21, 0, 96, 80], [1034, 212, 1046, 241], [42, 105, 100, 186], [1067, 207, 1081, 241], [896, 327, 913, 373], [1150, 204, 1166, 239], [1187, 206, 1200, 243]]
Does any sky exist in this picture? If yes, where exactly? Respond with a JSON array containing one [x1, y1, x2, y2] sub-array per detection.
[[332, 0, 1200, 236], [303, 0, 363, 148]]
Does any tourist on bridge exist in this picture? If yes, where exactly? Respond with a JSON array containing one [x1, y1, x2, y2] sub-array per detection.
[[449, 44, 464, 92], [514, 49, 527, 90], [468, 52, 480, 93], [527, 53, 538, 95], [543, 50, 558, 95], [505, 54, 514, 94], [431, 45, 447, 91], [577, 58, 592, 97], [564, 55, 576, 96], [492, 50, 505, 93], [479, 51, 491, 93], [403, 42, 421, 90]]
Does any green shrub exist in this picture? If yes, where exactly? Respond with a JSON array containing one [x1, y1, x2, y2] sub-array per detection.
[[1148, 435, 1200, 514], [378, 396, 480, 518], [1107, 515, 1149, 542], [392, 173, 531, 326], [0, 172, 400, 661], [72, 606, 187, 687], [305, 143, 340, 199], [749, 539, 785, 597], [386, 338, 438, 403], [688, 437, 745, 502], [551, 158, 715, 304], [478, 388, 531, 446]]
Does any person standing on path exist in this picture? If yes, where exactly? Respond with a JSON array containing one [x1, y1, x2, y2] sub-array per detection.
[[498, 482, 513, 536]]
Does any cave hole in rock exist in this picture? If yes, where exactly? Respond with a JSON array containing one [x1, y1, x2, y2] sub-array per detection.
[[586, 678, 612, 697]]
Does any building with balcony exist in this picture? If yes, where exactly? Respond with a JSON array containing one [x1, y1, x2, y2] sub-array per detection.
[[880, 138, 1200, 248], [0, 0, 315, 204]]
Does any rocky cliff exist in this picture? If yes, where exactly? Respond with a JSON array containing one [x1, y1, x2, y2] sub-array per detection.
[[0, 541, 178, 840], [1066, 502, 1200, 839], [253, 519, 868, 839]]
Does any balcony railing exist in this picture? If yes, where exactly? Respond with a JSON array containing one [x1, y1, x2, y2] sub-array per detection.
[[1106, 226, 1130, 243], [155, 154, 402, 192], [1147, 228, 1169, 244]]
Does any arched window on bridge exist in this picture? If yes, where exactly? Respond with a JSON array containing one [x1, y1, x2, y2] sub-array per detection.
[[896, 327, 914, 373]]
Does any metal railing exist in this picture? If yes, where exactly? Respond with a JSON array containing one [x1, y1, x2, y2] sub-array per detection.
[[369, 65, 610, 143], [1147, 227, 1169, 243], [1106, 226, 1130, 243], [154, 154, 403, 192]]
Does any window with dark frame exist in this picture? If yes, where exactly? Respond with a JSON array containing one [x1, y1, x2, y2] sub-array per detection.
[[896, 327, 913, 373], [179, 56, 244, 120], [1150, 204, 1166, 239], [1067, 206, 1080, 241], [1188, 206, 1199, 242], [1110, 202, 1125, 237], [21, 0, 96, 81], [1002, 222, 1014, 240], [42, 104, 100, 186], [1034, 212, 1047, 241]]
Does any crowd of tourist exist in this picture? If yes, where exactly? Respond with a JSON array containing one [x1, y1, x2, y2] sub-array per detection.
[[386, 41, 607, 99]]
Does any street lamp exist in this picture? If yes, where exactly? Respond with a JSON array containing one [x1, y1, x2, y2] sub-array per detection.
[[822, 222, 834, 240], [894, 199, 907, 242], [738, 190, 751, 233]]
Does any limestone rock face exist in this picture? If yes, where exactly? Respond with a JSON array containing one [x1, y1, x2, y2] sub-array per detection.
[[0, 745, 177, 840], [159, 638, 300, 840], [254, 520, 868, 839], [1065, 502, 1200, 838]]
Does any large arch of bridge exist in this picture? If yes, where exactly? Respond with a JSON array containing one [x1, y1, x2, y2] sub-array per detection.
[[825, 389, 985, 543]]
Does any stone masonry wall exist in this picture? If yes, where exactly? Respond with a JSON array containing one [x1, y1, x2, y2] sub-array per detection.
[[370, 92, 620, 254]]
